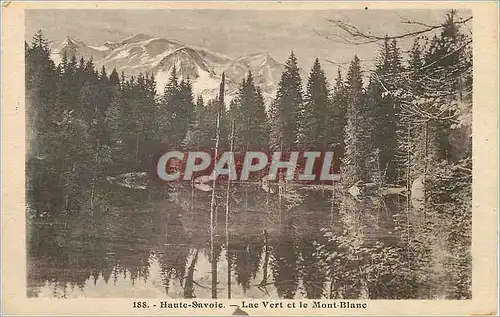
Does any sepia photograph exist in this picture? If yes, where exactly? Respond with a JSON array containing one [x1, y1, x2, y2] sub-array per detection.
[[1, 1, 498, 316], [24, 7, 475, 300]]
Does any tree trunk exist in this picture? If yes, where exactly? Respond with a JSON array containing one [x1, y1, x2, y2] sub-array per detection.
[[406, 125, 411, 242], [184, 250, 199, 298], [90, 142, 100, 210], [225, 121, 235, 299], [259, 230, 269, 287], [210, 112, 220, 299], [330, 177, 336, 225], [135, 133, 139, 163], [423, 121, 428, 222]]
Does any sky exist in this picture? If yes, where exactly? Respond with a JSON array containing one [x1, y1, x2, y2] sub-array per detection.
[[26, 9, 472, 78]]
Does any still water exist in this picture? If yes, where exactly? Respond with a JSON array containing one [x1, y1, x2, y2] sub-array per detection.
[[27, 182, 398, 299]]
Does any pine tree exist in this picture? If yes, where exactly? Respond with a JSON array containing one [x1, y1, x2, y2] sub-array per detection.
[[177, 78, 196, 143], [388, 11, 473, 298], [268, 52, 303, 152], [330, 69, 348, 168], [300, 58, 331, 151], [164, 66, 179, 100], [231, 71, 268, 151], [117, 75, 139, 167], [370, 37, 404, 183], [341, 55, 374, 186], [26, 30, 63, 217], [422, 12, 472, 297], [394, 39, 424, 187], [421, 10, 470, 162], [158, 66, 195, 147], [104, 75, 122, 168], [125, 72, 160, 168], [26, 30, 58, 158], [183, 95, 205, 149]]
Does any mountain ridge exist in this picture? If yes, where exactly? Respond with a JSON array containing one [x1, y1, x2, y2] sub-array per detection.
[[50, 33, 306, 105]]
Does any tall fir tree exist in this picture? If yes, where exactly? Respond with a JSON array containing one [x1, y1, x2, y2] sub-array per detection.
[[341, 55, 374, 186], [394, 39, 424, 186], [330, 68, 348, 169], [369, 37, 404, 183], [159, 66, 195, 147], [268, 52, 303, 152], [421, 10, 470, 163], [104, 68, 123, 170], [299, 58, 331, 151], [231, 71, 268, 151], [26, 30, 58, 158]]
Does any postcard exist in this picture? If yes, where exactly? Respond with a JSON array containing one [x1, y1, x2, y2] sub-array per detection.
[[1, 1, 498, 315]]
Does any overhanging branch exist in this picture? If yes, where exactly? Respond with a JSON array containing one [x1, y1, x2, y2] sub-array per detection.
[[320, 16, 472, 45]]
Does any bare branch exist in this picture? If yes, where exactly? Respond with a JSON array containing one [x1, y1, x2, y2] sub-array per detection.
[[401, 20, 439, 29], [321, 58, 376, 71], [322, 16, 472, 45]]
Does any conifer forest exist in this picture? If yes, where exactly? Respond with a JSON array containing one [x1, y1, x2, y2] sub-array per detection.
[[26, 10, 472, 299]]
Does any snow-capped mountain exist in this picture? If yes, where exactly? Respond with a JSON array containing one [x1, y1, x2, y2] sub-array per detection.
[[52, 36, 111, 64], [51, 34, 297, 104], [226, 53, 285, 98]]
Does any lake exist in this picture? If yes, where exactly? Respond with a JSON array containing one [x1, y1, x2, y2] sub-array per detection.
[[27, 181, 404, 299]]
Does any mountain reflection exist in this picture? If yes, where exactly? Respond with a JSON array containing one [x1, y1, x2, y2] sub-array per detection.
[[28, 183, 402, 299]]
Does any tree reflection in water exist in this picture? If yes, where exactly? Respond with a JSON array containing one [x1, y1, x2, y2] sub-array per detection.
[[28, 183, 415, 299]]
